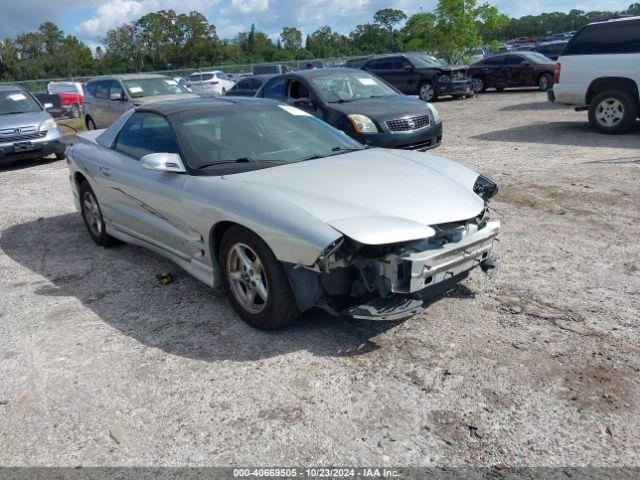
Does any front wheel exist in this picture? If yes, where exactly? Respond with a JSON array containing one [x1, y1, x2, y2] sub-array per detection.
[[219, 226, 299, 330], [79, 182, 116, 247], [418, 81, 435, 101], [538, 74, 552, 91], [86, 116, 97, 130], [588, 90, 638, 134], [471, 77, 486, 93]]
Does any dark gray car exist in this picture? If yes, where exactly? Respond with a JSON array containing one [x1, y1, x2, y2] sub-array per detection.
[[0, 85, 65, 163], [256, 69, 443, 150], [83, 74, 198, 129]]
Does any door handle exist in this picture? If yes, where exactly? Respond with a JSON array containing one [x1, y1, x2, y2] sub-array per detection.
[[99, 167, 112, 177]]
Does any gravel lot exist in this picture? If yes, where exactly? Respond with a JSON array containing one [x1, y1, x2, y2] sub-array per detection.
[[1, 90, 639, 467]]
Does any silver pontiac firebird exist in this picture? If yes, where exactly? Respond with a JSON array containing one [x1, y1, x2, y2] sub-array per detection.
[[66, 97, 500, 330]]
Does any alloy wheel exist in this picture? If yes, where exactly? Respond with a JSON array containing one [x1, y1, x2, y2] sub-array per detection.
[[539, 75, 550, 91], [82, 191, 103, 237], [419, 83, 434, 101], [472, 77, 484, 93], [226, 242, 268, 314], [595, 98, 624, 127]]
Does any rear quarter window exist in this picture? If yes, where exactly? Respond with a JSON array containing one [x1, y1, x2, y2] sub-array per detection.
[[564, 20, 640, 55]]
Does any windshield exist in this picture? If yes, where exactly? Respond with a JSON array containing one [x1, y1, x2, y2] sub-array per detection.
[[406, 54, 444, 68], [522, 52, 553, 63], [310, 72, 397, 103], [123, 78, 188, 98], [0, 90, 41, 115], [172, 104, 364, 170]]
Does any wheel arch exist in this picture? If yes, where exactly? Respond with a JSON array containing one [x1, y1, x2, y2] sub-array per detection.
[[586, 77, 639, 105]]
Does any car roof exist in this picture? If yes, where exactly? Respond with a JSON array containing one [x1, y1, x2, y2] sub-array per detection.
[[137, 96, 277, 116], [591, 15, 640, 25], [279, 68, 366, 79], [0, 84, 26, 92], [238, 74, 276, 81], [87, 73, 171, 82]]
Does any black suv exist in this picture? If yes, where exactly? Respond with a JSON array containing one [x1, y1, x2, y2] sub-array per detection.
[[361, 53, 472, 101]]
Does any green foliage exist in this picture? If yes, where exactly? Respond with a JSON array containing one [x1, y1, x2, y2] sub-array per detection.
[[1, 3, 636, 83]]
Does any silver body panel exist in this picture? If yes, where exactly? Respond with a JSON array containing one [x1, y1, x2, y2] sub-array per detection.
[[67, 109, 499, 313]]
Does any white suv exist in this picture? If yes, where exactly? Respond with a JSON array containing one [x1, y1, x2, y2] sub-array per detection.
[[550, 16, 640, 134], [187, 71, 236, 97]]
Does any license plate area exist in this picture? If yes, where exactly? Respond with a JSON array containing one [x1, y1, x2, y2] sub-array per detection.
[[13, 141, 36, 152]]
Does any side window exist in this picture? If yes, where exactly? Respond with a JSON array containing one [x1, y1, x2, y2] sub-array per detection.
[[287, 80, 310, 101], [109, 81, 124, 100], [565, 20, 640, 55], [390, 57, 406, 69], [251, 79, 264, 90], [95, 80, 110, 99], [374, 59, 394, 70], [114, 112, 179, 159], [505, 55, 524, 66], [189, 73, 201, 82], [86, 82, 98, 96], [217, 72, 229, 80], [237, 79, 253, 90], [264, 78, 286, 101]]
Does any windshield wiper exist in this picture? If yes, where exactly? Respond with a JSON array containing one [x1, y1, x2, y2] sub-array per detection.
[[0, 111, 32, 115], [194, 157, 257, 169], [331, 146, 368, 152], [328, 98, 353, 103]]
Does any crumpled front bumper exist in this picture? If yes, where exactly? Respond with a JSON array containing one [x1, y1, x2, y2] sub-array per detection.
[[341, 220, 500, 320], [381, 220, 500, 294]]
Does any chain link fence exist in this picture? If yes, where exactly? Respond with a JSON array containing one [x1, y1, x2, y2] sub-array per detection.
[[0, 56, 360, 93]]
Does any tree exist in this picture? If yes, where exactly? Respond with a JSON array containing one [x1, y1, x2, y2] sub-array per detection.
[[429, 0, 508, 62], [350, 24, 388, 53], [280, 26, 302, 52], [38, 21, 64, 54], [373, 8, 407, 50], [401, 12, 436, 50]]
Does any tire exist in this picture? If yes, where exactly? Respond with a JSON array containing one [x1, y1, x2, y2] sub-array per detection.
[[79, 181, 116, 247], [538, 73, 552, 91], [86, 116, 97, 130], [588, 90, 638, 134], [55, 152, 65, 160], [70, 104, 80, 118], [418, 81, 436, 101], [219, 225, 299, 330], [471, 77, 486, 93]]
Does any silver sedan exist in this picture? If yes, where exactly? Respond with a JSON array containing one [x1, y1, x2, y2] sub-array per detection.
[[66, 97, 500, 330]]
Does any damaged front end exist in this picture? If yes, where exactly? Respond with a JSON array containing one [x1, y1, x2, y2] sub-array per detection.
[[285, 209, 500, 321]]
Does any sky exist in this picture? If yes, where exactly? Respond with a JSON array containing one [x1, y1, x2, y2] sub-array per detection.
[[0, 0, 633, 50]]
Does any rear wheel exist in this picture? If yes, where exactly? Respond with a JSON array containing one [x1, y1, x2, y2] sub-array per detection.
[[471, 77, 486, 93], [538, 73, 552, 91], [418, 81, 435, 101], [79, 181, 116, 247], [588, 90, 638, 134], [219, 226, 299, 330], [70, 104, 81, 118], [86, 116, 96, 130]]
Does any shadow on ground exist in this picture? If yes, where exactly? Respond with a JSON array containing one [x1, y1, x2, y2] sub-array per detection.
[[1, 213, 410, 362], [0, 156, 61, 172], [472, 121, 640, 148]]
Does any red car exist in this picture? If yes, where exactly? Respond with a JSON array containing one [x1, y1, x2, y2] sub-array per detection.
[[467, 52, 555, 93], [57, 92, 83, 118]]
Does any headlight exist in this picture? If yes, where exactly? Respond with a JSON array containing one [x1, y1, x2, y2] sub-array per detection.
[[438, 73, 450, 83], [347, 114, 378, 133], [473, 174, 498, 201], [39, 118, 57, 132], [428, 103, 440, 124]]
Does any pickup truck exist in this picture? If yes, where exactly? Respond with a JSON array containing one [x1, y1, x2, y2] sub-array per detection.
[[34, 92, 83, 118]]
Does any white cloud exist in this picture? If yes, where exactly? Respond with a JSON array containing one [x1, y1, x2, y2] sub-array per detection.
[[77, 0, 144, 38]]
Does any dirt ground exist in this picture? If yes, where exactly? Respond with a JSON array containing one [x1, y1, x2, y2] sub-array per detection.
[[0, 90, 639, 467]]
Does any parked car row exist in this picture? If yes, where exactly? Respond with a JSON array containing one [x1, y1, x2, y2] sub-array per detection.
[[468, 52, 556, 93]]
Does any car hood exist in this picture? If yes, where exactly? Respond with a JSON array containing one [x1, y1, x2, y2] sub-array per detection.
[[328, 95, 431, 120], [224, 148, 484, 245], [417, 65, 467, 73], [131, 93, 199, 106], [0, 110, 50, 130]]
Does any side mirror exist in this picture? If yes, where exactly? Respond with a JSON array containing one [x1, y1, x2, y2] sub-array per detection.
[[293, 97, 314, 109], [140, 153, 186, 173], [43, 103, 54, 110], [520, 61, 530, 67], [110, 91, 125, 101], [403, 65, 413, 72]]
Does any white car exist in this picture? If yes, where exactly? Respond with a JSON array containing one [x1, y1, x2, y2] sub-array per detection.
[[550, 16, 640, 134], [187, 71, 235, 97]]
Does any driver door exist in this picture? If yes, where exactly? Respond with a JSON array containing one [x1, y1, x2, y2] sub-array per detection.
[[102, 112, 194, 259], [284, 79, 322, 119]]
